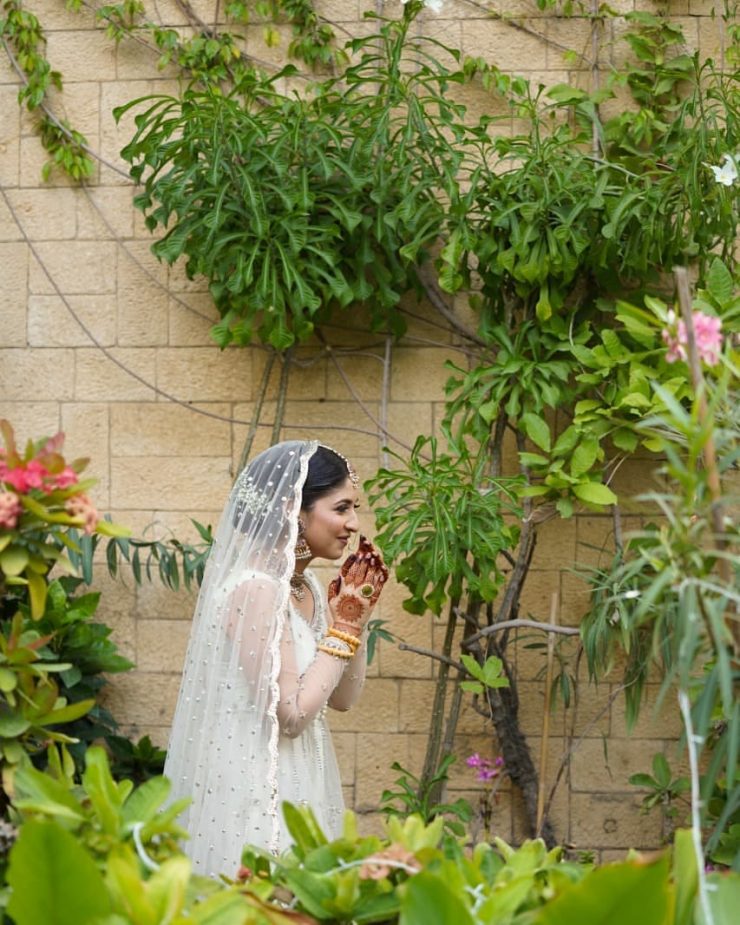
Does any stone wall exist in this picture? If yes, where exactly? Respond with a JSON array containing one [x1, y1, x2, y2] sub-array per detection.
[[1, 0, 724, 858]]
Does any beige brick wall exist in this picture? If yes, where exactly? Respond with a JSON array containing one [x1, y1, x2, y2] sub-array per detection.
[[1, 0, 718, 856]]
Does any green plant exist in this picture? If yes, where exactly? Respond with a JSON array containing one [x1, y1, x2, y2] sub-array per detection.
[[629, 753, 690, 825], [379, 755, 472, 838]]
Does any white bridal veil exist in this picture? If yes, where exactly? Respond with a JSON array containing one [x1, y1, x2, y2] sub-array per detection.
[[164, 439, 318, 872]]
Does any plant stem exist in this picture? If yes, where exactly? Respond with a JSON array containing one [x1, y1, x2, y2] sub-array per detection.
[[235, 351, 275, 480], [271, 349, 293, 445], [420, 596, 460, 793], [678, 689, 715, 925]]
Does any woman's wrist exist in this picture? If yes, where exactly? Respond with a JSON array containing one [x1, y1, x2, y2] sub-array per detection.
[[331, 620, 365, 639]]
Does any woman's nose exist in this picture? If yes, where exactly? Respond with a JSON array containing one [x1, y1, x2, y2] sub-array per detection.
[[347, 510, 360, 532]]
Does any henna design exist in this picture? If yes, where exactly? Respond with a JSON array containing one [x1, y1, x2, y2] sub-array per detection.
[[333, 592, 365, 623]]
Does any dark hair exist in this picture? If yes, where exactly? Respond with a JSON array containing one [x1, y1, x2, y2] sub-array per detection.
[[301, 446, 352, 511]]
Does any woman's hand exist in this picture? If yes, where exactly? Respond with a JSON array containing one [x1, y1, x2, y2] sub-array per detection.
[[328, 535, 389, 637]]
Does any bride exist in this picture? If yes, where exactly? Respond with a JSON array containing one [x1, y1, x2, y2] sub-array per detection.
[[164, 441, 389, 875]]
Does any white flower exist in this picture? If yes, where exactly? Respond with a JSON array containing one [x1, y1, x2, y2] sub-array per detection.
[[707, 153, 738, 186], [623, 589, 640, 600]]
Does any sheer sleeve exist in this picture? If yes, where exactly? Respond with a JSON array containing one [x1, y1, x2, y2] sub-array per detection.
[[328, 626, 367, 711], [276, 618, 347, 738]]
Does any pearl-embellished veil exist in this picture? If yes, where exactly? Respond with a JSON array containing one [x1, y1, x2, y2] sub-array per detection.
[[163, 439, 318, 872]]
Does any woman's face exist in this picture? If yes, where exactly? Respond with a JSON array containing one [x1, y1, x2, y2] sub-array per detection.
[[300, 477, 360, 561]]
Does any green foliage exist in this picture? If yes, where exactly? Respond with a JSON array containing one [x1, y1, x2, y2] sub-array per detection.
[[379, 755, 473, 838], [459, 654, 509, 695], [67, 519, 214, 592], [0, 612, 94, 803], [581, 366, 739, 850], [629, 752, 690, 821], [366, 437, 521, 615], [115, 11, 467, 348], [0, 0, 94, 181]]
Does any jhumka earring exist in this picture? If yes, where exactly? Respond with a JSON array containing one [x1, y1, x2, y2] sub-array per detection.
[[294, 518, 312, 560]]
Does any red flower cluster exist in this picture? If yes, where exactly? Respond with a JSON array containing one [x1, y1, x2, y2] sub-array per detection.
[[0, 450, 79, 496]]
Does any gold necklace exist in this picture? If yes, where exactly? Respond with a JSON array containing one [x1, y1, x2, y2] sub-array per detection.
[[289, 572, 308, 601]]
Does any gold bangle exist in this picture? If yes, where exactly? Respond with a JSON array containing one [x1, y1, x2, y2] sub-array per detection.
[[327, 627, 361, 650], [317, 643, 354, 660]]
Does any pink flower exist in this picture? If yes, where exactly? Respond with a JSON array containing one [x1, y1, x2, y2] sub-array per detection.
[[0, 492, 22, 530], [53, 467, 78, 490], [1, 460, 50, 494], [662, 310, 723, 367], [466, 753, 504, 782], [65, 493, 99, 535]]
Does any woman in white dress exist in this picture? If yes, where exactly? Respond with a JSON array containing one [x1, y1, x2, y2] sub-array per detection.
[[163, 441, 388, 876]]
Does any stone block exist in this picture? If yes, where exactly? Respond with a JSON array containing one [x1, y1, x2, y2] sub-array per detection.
[[136, 582, 199, 622], [166, 259, 210, 293], [570, 676, 613, 738], [559, 571, 592, 627], [0, 402, 60, 442], [168, 294, 221, 347], [61, 402, 111, 506], [28, 295, 117, 347], [111, 455, 232, 511], [253, 348, 327, 401], [570, 792, 662, 850], [235, 400, 380, 459], [546, 16, 594, 69], [22, 0, 97, 28], [529, 517, 577, 571], [331, 731, 357, 784], [75, 347, 156, 401], [575, 513, 642, 570], [136, 619, 192, 672], [0, 87, 20, 187], [610, 684, 684, 740], [99, 80, 157, 187], [461, 19, 547, 71], [77, 186, 136, 240], [398, 679, 486, 737], [5, 188, 77, 240], [516, 680, 567, 738], [517, 569, 561, 621], [32, 241, 116, 294], [46, 31, 118, 83], [46, 81, 102, 138], [102, 671, 182, 726], [329, 678, 399, 733], [111, 401, 231, 456], [0, 195, 21, 243], [0, 242, 28, 347], [156, 347, 252, 402], [390, 347, 456, 402], [0, 348, 75, 399], [325, 352, 387, 402], [384, 401, 433, 451], [571, 736, 670, 792], [355, 732, 412, 808], [377, 601, 434, 680]]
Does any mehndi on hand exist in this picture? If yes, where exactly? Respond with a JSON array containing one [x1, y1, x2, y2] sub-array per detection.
[[328, 535, 389, 636]]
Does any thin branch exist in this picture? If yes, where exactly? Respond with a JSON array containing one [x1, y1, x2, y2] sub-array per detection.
[[462, 618, 580, 647], [397, 642, 464, 672]]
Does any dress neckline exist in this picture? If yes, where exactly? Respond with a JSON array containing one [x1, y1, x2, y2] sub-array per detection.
[[288, 568, 323, 636]]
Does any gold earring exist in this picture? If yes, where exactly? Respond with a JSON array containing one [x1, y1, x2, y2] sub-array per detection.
[[295, 518, 311, 560]]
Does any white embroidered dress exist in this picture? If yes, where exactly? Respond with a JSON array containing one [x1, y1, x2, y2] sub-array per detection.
[[163, 442, 365, 878]]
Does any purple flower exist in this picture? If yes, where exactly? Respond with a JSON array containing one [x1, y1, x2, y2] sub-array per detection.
[[466, 753, 483, 768]]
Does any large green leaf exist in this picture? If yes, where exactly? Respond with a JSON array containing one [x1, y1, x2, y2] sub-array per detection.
[[399, 870, 476, 925], [7, 820, 111, 925], [534, 856, 671, 925], [573, 480, 618, 506]]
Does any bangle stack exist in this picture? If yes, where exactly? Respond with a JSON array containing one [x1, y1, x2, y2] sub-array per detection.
[[317, 627, 362, 661], [317, 637, 354, 659], [327, 627, 361, 650]]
